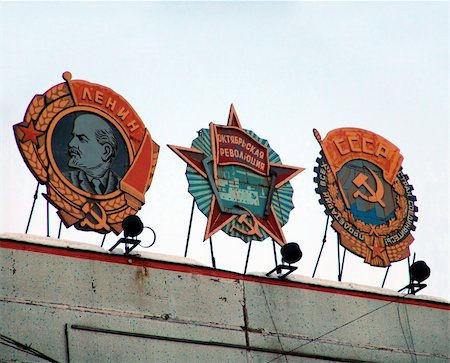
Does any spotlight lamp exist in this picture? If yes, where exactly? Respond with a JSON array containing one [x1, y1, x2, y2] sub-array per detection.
[[410, 260, 431, 283], [266, 242, 303, 279], [398, 259, 431, 295], [108, 215, 156, 255], [123, 215, 144, 238], [281, 242, 303, 264]]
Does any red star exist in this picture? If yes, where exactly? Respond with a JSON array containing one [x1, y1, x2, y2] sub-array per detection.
[[169, 104, 304, 246], [204, 195, 237, 239], [15, 121, 44, 145], [368, 244, 386, 259]]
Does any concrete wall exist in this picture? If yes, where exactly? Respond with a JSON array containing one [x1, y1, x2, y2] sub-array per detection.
[[1, 234, 449, 363]]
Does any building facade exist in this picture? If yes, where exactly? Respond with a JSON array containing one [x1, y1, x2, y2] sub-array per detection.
[[1, 233, 449, 362]]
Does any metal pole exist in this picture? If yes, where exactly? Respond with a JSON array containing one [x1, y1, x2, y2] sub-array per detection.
[[407, 255, 412, 294], [100, 234, 107, 248], [184, 199, 195, 257], [312, 215, 330, 277], [65, 324, 71, 363], [209, 237, 216, 269], [58, 221, 63, 239], [272, 239, 278, 266], [340, 249, 347, 281], [46, 199, 50, 238], [381, 266, 390, 288], [25, 182, 40, 234], [337, 235, 342, 281], [244, 241, 252, 274]]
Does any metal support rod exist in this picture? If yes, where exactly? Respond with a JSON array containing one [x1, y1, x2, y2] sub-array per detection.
[[209, 237, 216, 269], [25, 182, 40, 234], [381, 266, 390, 288], [312, 215, 330, 277], [58, 221, 63, 239], [65, 323, 71, 363], [339, 249, 347, 281], [337, 235, 342, 281], [184, 199, 196, 257], [407, 255, 412, 294], [46, 198, 50, 238], [244, 241, 252, 274], [100, 234, 107, 248], [272, 239, 278, 266]]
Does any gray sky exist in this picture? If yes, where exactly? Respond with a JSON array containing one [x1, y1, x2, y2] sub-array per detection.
[[0, 2, 448, 300]]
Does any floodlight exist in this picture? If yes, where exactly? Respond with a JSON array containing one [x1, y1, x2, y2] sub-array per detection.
[[267, 242, 302, 279], [108, 215, 156, 255], [281, 243, 303, 264], [123, 215, 144, 238], [410, 260, 430, 283], [398, 259, 431, 295]]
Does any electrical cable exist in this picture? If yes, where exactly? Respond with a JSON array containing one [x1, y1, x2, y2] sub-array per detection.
[[261, 284, 289, 363], [264, 294, 414, 363], [397, 303, 418, 363], [0, 333, 60, 362], [0, 341, 37, 357], [404, 304, 417, 363], [397, 303, 412, 359]]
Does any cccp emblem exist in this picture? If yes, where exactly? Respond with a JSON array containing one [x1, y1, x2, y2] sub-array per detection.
[[13, 72, 159, 234], [314, 128, 417, 267]]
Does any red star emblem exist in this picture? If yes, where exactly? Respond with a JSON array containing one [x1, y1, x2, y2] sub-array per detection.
[[169, 104, 304, 245], [368, 244, 386, 259], [15, 121, 44, 145]]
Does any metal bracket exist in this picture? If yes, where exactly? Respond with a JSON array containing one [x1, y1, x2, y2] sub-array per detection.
[[266, 265, 298, 279], [109, 238, 141, 255], [398, 283, 427, 295]]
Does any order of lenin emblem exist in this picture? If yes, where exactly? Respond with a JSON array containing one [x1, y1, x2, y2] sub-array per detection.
[[169, 105, 304, 245], [13, 72, 159, 234], [313, 128, 418, 267]]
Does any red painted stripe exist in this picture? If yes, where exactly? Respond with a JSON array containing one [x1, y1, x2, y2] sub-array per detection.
[[1, 238, 449, 311]]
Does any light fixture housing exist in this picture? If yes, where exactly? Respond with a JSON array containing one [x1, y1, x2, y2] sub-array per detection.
[[281, 243, 303, 264], [410, 260, 430, 283], [122, 215, 144, 238], [398, 259, 431, 295], [109, 215, 144, 255], [267, 242, 302, 279]]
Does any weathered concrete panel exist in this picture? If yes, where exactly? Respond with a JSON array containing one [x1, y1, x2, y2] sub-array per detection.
[[1, 236, 449, 363], [1, 249, 244, 330], [243, 281, 450, 362]]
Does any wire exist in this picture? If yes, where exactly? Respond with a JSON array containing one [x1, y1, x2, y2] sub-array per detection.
[[139, 226, 157, 248], [264, 294, 413, 363], [0, 333, 60, 362], [404, 304, 417, 363], [261, 284, 289, 363], [397, 303, 417, 363], [0, 341, 37, 358]]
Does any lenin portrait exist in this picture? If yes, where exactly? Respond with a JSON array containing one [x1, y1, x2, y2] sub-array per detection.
[[51, 112, 129, 195]]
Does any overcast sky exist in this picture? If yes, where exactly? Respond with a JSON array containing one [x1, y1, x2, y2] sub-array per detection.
[[0, 2, 448, 300]]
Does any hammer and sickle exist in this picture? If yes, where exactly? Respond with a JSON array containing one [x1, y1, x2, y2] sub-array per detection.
[[80, 202, 111, 231], [230, 206, 263, 238], [352, 167, 386, 208]]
